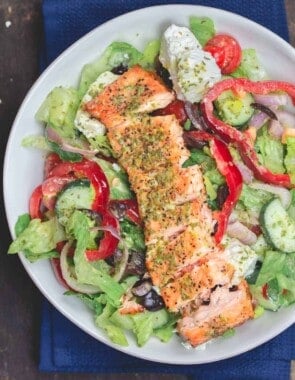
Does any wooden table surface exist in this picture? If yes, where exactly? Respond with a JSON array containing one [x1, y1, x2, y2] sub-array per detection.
[[0, 1, 294, 379]]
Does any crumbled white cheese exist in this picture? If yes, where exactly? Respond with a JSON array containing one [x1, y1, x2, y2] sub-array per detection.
[[74, 71, 119, 139], [223, 236, 258, 285], [159, 24, 221, 103]]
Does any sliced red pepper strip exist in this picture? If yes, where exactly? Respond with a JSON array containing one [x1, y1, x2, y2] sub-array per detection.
[[85, 210, 120, 261], [210, 138, 243, 243], [201, 78, 295, 188], [184, 131, 243, 244], [48, 159, 109, 212], [49, 159, 119, 260], [29, 184, 43, 219]]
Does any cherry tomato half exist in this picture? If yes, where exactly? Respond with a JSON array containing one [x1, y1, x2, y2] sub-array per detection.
[[204, 34, 242, 75]]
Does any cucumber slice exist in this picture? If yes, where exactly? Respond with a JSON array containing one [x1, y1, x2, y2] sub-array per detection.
[[55, 179, 94, 226], [260, 198, 295, 253], [214, 89, 254, 127]]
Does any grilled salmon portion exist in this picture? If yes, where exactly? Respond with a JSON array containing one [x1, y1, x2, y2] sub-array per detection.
[[130, 165, 206, 220], [144, 200, 206, 245], [85, 65, 174, 129], [178, 280, 254, 346], [107, 115, 189, 167], [86, 65, 254, 347], [160, 258, 235, 312], [146, 223, 218, 285]]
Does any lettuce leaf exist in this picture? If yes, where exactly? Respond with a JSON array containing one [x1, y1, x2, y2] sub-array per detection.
[[232, 48, 268, 81], [78, 41, 143, 97], [239, 184, 273, 215], [36, 86, 80, 139], [284, 136, 295, 184], [189, 16, 215, 46], [8, 217, 64, 261], [251, 250, 295, 310], [255, 126, 285, 174], [68, 210, 125, 305]]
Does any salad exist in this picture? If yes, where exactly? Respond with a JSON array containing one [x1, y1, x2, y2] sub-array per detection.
[[8, 15, 295, 348]]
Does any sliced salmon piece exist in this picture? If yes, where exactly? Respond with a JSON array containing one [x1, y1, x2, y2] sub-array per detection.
[[107, 115, 189, 168], [146, 223, 218, 286], [177, 280, 254, 346], [160, 258, 235, 312], [144, 200, 205, 245], [119, 295, 144, 315], [129, 164, 206, 220], [85, 65, 174, 129]]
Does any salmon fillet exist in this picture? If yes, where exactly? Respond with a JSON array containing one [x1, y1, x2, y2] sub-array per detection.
[[178, 280, 254, 346], [86, 65, 254, 346], [85, 65, 174, 129], [107, 115, 189, 167], [160, 257, 235, 312], [146, 224, 217, 286]]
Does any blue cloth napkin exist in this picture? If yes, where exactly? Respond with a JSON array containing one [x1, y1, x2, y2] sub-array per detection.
[[40, 0, 294, 378]]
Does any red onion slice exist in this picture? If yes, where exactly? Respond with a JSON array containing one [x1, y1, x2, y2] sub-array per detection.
[[269, 119, 284, 139], [275, 110, 295, 129], [249, 182, 291, 209], [226, 221, 257, 246], [46, 127, 97, 156], [249, 111, 269, 129], [253, 93, 288, 107], [184, 102, 206, 130], [235, 161, 254, 184], [60, 242, 101, 294]]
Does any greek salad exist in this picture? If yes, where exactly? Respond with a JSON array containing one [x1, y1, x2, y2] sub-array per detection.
[[8, 15, 295, 348]]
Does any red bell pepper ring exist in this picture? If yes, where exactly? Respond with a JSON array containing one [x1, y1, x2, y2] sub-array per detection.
[[85, 210, 120, 261], [200, 78, 295, 188], [210, 138, 243, 244], [48, 159, 109, 212], [184, 131, 243, 244]]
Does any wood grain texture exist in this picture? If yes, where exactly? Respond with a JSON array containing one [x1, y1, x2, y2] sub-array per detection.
[[0, 1, 294, 379]]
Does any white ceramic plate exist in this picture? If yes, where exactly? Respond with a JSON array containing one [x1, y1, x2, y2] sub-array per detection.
[[4, 5, 295, 364]]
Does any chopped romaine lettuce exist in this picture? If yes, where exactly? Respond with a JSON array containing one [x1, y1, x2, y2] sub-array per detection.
[[284, 136, 295, 183], [131, 309, 170, 347], [250, 250, 295, 310], [189, 16, 215, 46], [36, 86, 80, 139], [21, 135, 50, 151], [8, 217, 65, 261], [255, 126, 285, 174], [95, 302, 129, 346], [239, 184, 273, 215], [288, 189, 295, 220], [139, 39, 160, 68], [95, 158, 132, 200], [78, 41, 143, 97], [68, 210, 124, 305], [232, 48, 268, 80], [119, 219, 145, 252]]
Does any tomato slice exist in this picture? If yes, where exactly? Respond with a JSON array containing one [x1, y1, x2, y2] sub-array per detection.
[[153, 100, 187, 125], [29, 185, 43, 219], [42, 176, 75, 210], [204, 34, 242, 75], [44, 153, 62, 179]]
